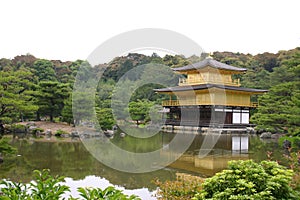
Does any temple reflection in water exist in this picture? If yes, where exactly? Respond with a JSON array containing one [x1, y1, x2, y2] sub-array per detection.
[[162, 134, 250, 177]]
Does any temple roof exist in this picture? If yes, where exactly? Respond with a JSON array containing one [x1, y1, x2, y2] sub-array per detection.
[[154, 84, 268, 93], [173, 58, 247, 72]]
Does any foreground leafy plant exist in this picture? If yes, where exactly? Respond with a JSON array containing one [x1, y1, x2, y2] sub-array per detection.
[[30, 169, 70, 200], [0, 169, 69, 200], [193, 160, 299, 200], [0, 169, 140, 200], [70, 186, 140, 200], [0, 181, 30, 199]]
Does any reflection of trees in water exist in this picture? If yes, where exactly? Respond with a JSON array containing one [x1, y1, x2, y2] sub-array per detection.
[[248, 136, 291, 166], [0, 139, 176, 190], [3, 135, 288, 189], [110, 131, 163, 153], [0, 140, 36, 182]]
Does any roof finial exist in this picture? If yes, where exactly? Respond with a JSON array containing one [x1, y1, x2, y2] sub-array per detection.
[[207, 52, 213, 59]]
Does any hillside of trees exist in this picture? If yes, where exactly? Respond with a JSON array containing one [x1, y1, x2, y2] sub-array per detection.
[[0, 47, 299, 136], [213, 48, 300, 135]]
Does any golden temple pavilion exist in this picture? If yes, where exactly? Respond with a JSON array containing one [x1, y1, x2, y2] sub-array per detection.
[[154, 57, 267, 128]]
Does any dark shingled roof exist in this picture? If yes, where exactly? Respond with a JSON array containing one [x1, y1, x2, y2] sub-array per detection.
[[173, 58, 247, 72], [154, 84, 268, 93]]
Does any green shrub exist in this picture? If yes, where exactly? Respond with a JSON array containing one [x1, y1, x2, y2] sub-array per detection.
[[10, 124, 26, 133], [154, 173, 204, 200], [193, 160, 299, 200], [0, 117, 12, 125], [279, 136, 300, 149], [55, 129, 68, 137], [33, 127, 44, 133]]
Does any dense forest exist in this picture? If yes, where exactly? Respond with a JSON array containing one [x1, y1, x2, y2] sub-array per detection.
[[0, 47, 299, 136]]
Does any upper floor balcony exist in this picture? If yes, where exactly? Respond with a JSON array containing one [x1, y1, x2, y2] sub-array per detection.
[[179, 77, 240, 87], [162, 100, 258, 108]]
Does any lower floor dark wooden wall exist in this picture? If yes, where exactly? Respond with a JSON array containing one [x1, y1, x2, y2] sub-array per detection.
[[163, 105, 251, 127]]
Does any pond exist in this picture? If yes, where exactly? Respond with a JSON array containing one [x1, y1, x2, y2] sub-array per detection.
[[0, 132, 295, 199]]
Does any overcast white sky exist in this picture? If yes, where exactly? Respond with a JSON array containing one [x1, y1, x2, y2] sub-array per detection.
[[1, 0, 299, 61]]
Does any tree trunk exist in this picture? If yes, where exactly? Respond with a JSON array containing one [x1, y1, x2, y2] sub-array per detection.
[[0, 122, 4, 137], [20, 113, 24, 122], [36, 111, 41, 121], [74, 119, 80, 126], [50, 115, 54, 122]]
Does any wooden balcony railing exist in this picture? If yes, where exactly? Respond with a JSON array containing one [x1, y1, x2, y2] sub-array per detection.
[[162, 100, 180, 106], [162, 100, 259, 107], [178, 78, 240, 87], [250, 102, 259, 107]]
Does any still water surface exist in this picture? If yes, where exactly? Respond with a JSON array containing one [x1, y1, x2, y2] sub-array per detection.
[[0, 132, 292, 199]]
